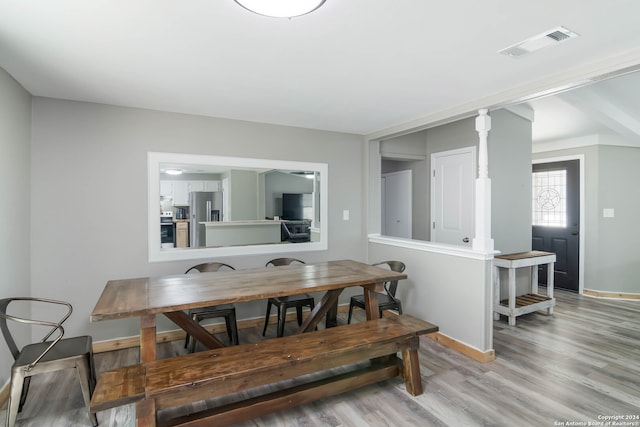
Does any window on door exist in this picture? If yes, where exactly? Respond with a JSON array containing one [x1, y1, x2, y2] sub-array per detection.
[[532, 169, 567, 228]]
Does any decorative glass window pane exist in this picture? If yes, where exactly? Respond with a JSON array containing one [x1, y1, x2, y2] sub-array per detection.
[[532, 170, 567, 227]]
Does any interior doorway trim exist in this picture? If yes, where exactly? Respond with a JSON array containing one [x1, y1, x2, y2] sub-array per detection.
[[532, 154, 584, 294]]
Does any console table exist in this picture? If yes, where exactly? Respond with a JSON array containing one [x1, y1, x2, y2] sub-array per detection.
[[493, 251, 556, 326]]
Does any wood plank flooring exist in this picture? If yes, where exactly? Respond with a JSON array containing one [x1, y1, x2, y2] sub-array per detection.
[[2, 289, 639, 426]]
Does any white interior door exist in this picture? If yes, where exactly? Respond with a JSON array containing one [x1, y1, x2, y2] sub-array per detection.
[[382, 170, 412, 238], [431, 147, 476, 246]]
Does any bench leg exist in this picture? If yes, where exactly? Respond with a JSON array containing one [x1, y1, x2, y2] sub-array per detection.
[[136, 399, 156, 427], [401, 336, 423, 396]]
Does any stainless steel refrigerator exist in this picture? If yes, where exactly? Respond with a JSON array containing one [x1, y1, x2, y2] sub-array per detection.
[[189, 191, 223, 247]]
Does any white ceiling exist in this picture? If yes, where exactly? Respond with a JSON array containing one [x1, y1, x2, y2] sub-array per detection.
[[1, 1, 640, 140]]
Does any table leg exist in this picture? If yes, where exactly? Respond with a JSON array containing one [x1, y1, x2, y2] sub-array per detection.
[[547, 261, 555, 315], [325, 299, 339, 328], [164, 311, 225, 350], [493, 266, 500, 321], [531, 263, 539, 295], [140, 315, 156, 363], [508, 267, 516, 326], [297, 289, 343, 333], [363, 284, 380, 320]]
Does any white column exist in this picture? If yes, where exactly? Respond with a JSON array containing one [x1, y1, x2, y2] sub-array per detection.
[[473, 109, 494, 252]]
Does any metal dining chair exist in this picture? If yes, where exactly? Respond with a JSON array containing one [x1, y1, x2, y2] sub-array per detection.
[[262, 258, 315, 337], [347, 261, 405, 323], [0, 297, 98, 427], [184, 262, 239, 352]]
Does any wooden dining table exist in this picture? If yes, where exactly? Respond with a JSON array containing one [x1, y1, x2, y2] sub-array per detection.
[[91, 259, 407, 363]]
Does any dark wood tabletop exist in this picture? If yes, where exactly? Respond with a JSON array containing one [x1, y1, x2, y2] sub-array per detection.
[[91, 259, 408, 362], [91, 259, 406, 321]]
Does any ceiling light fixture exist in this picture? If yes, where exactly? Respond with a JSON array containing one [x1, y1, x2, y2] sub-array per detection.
[[234, 0, 326, 18], [164, 169, 183, 175]]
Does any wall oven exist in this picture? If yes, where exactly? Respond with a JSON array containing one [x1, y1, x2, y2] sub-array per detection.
[[160, 212, 174, 248]]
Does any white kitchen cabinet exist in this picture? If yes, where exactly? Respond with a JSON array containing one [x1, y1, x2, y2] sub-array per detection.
[[160, 180, 222, 206], [187, 180, 205, 192], [172, 181, 189, 206], [160, 181, 173, 198], [204, 180, 221, 192]]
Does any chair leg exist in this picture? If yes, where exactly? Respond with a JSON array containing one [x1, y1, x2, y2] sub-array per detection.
[[18, 376, 30, 412], [229, 311, 239, 345], [186, 313, 199, 353], [347, 302, 354, 324], [296, 305, 303, 325], [76, 357, 99, 426], [277, 305, 286, 338], [188, 323, 198, 353], [262, 301, 273, 336], [396, 301, 403, 315], [7, 370, 26, 427], [224, 316, 232, 341], [185, 312, 198, 350], [308, 300, 317, 330]]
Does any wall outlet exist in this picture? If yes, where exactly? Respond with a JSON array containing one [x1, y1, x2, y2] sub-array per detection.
[[343, 210, 350, 221], [603, 208, 615, 218]]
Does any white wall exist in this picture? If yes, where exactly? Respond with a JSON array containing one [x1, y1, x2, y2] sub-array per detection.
[[0, 67, 31, 384], [30, 97, 367, 342]]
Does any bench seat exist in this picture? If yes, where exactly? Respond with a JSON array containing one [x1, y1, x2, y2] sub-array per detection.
[[91, 314, 438, 427]]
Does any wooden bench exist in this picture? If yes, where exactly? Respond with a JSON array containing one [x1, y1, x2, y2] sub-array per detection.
[[91, 314, 438, 427]]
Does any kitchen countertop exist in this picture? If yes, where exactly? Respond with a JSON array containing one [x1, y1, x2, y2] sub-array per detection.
[[200, 220, 282, 226]]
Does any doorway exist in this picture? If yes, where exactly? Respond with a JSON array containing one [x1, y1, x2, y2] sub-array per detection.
[[381, 170, 412, 238], [532, 159, 581, 292]]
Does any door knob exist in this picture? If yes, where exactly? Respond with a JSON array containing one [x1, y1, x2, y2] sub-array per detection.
[[462, 237, 470, 243]]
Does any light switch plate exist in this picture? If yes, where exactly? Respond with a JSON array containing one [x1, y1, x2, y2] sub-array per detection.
[[603, 208, 615, 218], [343, 210, 350, 221]]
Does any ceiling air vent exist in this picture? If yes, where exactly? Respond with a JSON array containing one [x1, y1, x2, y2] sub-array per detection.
[[498, 26, 579, 58]]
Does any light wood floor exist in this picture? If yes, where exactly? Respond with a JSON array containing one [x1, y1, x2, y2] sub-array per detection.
[[3, 289, 639, 426]]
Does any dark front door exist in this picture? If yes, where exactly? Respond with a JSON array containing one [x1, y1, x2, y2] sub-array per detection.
[[532, 160, 579, 292]]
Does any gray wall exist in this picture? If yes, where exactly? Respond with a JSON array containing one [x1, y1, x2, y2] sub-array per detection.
[[381, 109, 533, 253], [369, 243, 494, 352], [229, 169, 259, 221], [368, 110, 533, 353], [0, 67, 32, 383], [488, 109, 533, 254], [264, 171, 314, 219], [30, 97, 366, 342], [534, 143, 640, 294]]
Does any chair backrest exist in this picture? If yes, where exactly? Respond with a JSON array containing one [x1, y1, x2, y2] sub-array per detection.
[[372, 261, 406, 297], [0, 297, 71, 367], [185, 262, 235, 274], [265, 258, 305, 267]]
